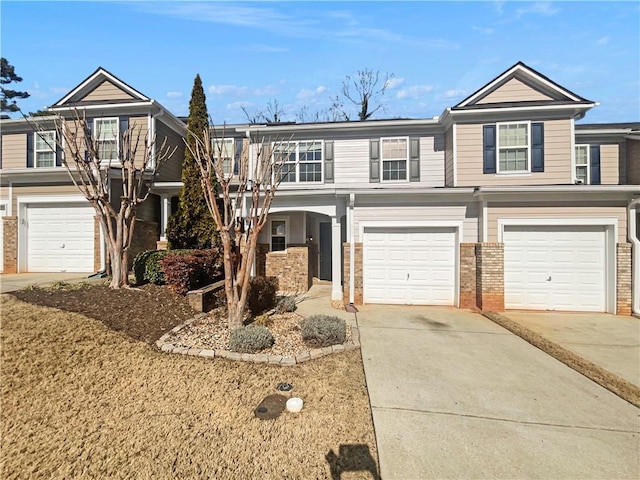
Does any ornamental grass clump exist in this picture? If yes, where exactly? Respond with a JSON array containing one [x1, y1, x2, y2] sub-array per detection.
[[299, 315, 346, 348], [229, 325, 275, 353], [275, 296, 297, 314]]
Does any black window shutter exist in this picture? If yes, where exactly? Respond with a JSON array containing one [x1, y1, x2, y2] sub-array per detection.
[[590, 145, 601, 185], [483, 125, 496, 174], [84, 118, 94, 162], [234, 138, 242, 175], [27, 133, 34, 167], [409, 137, 420, 182], [369, 139, 380, 182], [324, 140, 334, 183], [55, 140, 63, 167], [531, 122, 544, 172], [119, 116, 129, 135]]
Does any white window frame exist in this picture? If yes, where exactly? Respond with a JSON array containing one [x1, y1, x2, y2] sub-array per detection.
[[275, 140, 323, 183], [380, 137, 409, 182], [496, 121, 531, 174], [94, 117, 119, 162], [34, 131, 56, 168], [270, 217, 289, 252], [574, 144, 590, 184], [212, 137, 235, 177]]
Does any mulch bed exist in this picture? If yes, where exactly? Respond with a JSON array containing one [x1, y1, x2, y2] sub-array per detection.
[[10, 283, 197, 344]]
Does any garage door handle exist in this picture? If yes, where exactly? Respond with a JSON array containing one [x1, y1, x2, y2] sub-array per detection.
[[407, 273, 410, 280], [547, 276, 551, 281], [61, 243, 65, 249]]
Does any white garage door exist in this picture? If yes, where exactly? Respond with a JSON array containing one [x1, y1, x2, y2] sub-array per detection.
[[504, 225, 606, 312], [364, 227, 456, 305], [27, 203, 95, 273]]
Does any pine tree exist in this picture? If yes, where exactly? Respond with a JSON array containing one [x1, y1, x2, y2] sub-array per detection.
[[166, 74, 218, 249], [1, 58, 30, 114]]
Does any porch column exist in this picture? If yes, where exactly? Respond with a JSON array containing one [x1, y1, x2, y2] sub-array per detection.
[[160, 194, 171, 240], [331, 215, 342, 301]]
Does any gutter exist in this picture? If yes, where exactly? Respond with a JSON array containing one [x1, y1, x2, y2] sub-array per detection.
[[628, 198, 640, 315]]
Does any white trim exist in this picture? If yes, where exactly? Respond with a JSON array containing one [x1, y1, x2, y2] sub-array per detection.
[[481, 200, 488, 242], [269, 216, 290, 252], [34, 131, 57, 168], [55, 69, 149, 106], [574, 144, 591, 184], [275, 140, 324, 185], [496, 121, 531, 174], [497, 217, 618, 314], [380, 136, 409, 183], [452, 124, 457, 187], [48, 101, 154, 112], [360, 220, 463, 307], [94, 117, 120, 162], [570, 118, 576, 183], [7, 183, 13, 216], [450, 103, 596, 116], [457, 64, 584, 108]]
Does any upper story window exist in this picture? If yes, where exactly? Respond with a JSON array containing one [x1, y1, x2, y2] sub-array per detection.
[[277, 141, 323, 183], [381, 137, 408, 181], [213, 138, 235, 175], [498, 122, 529, 172], [575, 145, 590, 184], [35, 131, 56, 167], [95, 118, 118, 161]]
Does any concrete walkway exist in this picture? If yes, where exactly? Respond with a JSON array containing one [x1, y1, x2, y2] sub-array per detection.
[[0, 272, 100, 293], [355, 304, 639, 480], [504, 311, 640, 387]]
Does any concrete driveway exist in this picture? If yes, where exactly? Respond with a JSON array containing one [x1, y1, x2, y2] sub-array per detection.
[[0, 272, 98, 293], [504, 311, 640, 387], [356, 305, 639, 480]]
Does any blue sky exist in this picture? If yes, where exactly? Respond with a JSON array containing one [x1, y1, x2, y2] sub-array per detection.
[[2, 1, 639, 124]]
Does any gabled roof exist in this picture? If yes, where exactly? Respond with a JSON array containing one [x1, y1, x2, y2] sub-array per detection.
[[51, 67, 150, 107], [454, 61, 592, 110]]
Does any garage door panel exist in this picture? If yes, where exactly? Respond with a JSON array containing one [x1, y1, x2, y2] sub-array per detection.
[[504, 225, 606, 312], [27, 203, 95, 273], [364, 227, 456, 305]]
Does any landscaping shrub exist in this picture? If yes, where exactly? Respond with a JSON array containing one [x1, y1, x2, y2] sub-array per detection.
[[299, 315, 347, 348], [161, 249, 223, 295], [145, 250, 171, 285], [132, 250, 156, 285], [229, 325, 274, 353], [275, 296, 297, 314], [247, 276, 278, 316]]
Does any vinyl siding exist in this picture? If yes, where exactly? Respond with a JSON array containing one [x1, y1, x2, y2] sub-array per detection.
[[444, 127, 454, 187], [476, 77, 554, 104], [258, 211, 306, 246], [333, 139, 370, 185], [81, 80, 135, 102], [626, 139, 640, 184], [487, 204, 627, 243], [1, 134, 27, 169], [129, 116, 149, 167], [353, 201, 478, 243], [420, 134, 445, 187], [154, 119, 185, 182], [600, 144, 619, 185], [456, 119, 572, 186], [11, 184, 81, 214]]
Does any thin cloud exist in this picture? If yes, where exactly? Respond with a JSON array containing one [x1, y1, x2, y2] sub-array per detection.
[[209, 84, 280, 98], [385, 77, 405, 90], [596, 36, 610, 46], [472, 26, 495, 35], [166, 92, 183, 98], [396, 85, 434, 100], [241, 44, 289, 53], [296, 85, 328, 101], [515, 1, 559, 19]]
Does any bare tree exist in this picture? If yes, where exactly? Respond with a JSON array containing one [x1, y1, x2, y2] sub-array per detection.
[[241, 99, 286, 124], [31, 111, 176, 288], [331, 68, 394, 121], [186, 126, 293, 330]]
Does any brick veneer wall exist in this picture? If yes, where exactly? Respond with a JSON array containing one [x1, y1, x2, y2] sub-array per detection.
[[93, 216, 102, 272], [616, 243, 632, 315], [256, 243, 269, 277], [459, 243, 477, 309], [2, 216, 18, 273], [476, 243, 504, 312], [266, 245, 310, 293], [342, 242, 363, 305]]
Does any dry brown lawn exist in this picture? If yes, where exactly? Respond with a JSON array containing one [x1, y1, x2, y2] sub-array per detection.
[[1, 295, 378, 479]]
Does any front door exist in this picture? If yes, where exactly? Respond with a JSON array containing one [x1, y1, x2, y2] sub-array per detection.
[[319, 222, 332, 280]]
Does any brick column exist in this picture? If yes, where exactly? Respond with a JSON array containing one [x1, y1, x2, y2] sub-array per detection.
[[459, 243, 477, 309], [266, 245, 310, 293], [342, 242, 363, 305], [2, 216, 18, 273], [476, 243, 504, 312], [616, 243, 632, 316]]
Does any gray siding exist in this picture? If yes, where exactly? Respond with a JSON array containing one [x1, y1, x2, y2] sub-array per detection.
[[155, 119, 185, 182]]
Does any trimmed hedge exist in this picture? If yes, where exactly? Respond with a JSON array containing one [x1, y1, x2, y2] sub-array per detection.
[[247, 276, 278, 316], [229, 325, 275, 353], [132, 250, 173, 285], [299, 315, 346, 348], [161, 249, 223, 295]]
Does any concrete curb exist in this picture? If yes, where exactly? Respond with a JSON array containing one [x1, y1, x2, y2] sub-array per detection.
[[483, 311, 640, 408], [156, 315, 360, 366]]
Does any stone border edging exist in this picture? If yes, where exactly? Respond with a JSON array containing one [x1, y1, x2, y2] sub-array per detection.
[[482, 311, 640, 409], [156, 313, 361, 366]]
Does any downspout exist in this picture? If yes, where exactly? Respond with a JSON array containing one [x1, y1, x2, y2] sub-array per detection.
[[349, 193, 355, 305], [628, 198, 640, 315]]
